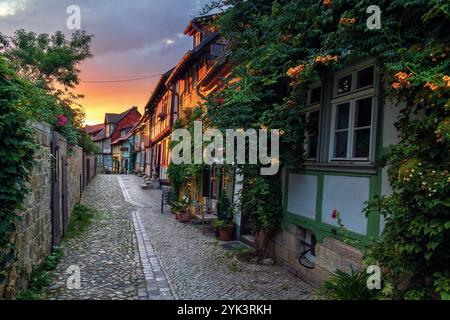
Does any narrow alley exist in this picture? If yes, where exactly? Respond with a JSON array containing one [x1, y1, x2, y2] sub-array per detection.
[[45, 175, 314, 300]]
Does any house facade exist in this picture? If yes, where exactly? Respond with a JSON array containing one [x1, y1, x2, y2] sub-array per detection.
[[272, 58, 401, 286], [94, 107, 141, 173], [111, 124, 137, 174]]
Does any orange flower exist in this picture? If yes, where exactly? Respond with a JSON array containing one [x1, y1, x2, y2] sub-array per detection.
[[392, 82, 403, 90], [315, 55, 338, 65], [339, 17, 356, 25], [323, 0, 332, 5], [424, 82, 439, 91], [392, 71, 413, 90], [395, 72, 411, 82], [287, 64, 305, 78], [443, 75, 450, 82]]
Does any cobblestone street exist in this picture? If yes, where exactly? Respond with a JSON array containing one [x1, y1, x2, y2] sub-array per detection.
[[46, 174, 314, 300]]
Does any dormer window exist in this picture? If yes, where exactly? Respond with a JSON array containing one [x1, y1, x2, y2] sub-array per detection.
[[194, 32, 202, 47]]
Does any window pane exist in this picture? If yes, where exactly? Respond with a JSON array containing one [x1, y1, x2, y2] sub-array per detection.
[[310, 87, 322, 105], [334, 131, 348, 158], [357, 66, 374, 88], [336, 103, 350, 130], [307, 111, 319, 158], [355, 98, 372, 128], [353, 128, 371, 158], [337, 75, 352, 95]]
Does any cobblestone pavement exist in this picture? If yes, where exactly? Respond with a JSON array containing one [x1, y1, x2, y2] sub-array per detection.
[[45, 175, 148, 300], [45, 174, 314, 300], [119, 174, 315, 300]]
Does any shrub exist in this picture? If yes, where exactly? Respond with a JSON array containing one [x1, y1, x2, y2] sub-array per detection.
[[321, 268, 380, 300]]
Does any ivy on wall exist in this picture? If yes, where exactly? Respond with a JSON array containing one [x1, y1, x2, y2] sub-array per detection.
[[0, 58, 37, 284], [203, 0, 449, 299]]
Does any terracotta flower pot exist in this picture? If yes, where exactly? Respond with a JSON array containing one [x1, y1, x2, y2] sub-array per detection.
[[177, 212, 190, 223], [219, 228, 233, 241]]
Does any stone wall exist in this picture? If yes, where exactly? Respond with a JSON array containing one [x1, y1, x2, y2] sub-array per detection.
[[0, 122, 96, 299], [271, 224, 363, 288]]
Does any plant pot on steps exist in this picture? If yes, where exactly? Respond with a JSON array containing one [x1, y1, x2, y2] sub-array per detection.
[[219, 228, 233, 241]]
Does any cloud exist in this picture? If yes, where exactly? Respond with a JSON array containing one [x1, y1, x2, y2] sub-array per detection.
[[0, 0, 27, 17]]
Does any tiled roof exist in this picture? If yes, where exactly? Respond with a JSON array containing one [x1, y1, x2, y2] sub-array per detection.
[[92, 128, 106, 142], [105, 106, 139, 124], [83, 123, 105, 135]]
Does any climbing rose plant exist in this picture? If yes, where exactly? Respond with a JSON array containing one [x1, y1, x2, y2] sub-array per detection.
[[203, 0, 449, 299]]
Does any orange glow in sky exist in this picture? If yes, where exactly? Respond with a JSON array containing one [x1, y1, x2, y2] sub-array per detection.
[[76, 75, 158, 126]]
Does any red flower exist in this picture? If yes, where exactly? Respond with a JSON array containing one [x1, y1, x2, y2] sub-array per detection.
[[331, 210, 338, 219], [215, 97, 224, 105], [57, 114, 68, 127]]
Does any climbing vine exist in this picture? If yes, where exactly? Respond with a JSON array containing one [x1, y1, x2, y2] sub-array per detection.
[[0, 58, 37, 284], [168, 107, 206, 199], [203, 0, 450, 299]]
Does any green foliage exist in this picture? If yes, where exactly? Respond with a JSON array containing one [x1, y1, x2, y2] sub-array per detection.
[[204, 0, 449, 299], [168, 107, 206, 198], [321, 268, 380, 300], [64, 203, 95, 240], [171, 196, 191, 214], [0, 29, 93, 90], [78, 129, 100, 155], [43, 247, 64, 272], [0, 57, 36, 284], [240, 172, 283, 235], [0, 29, 94, 149], [217, 193, 232, 220], [16, 269, 52, 300], [212, 218, 234, 231]]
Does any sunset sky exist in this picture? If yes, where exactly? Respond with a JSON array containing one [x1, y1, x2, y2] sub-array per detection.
[[0, 0, 211, 125]]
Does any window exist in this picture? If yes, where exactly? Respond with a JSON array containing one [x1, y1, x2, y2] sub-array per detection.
[[184, 71, 191, 94], [301, 111, 320, 160], [301, 86, 321, 160], [330, 64, 376, 161], [192, 64, 198, 88], [194, 32, 202, 47]]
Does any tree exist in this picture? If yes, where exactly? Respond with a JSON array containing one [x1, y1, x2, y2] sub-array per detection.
[[0, 29, 93, 130]]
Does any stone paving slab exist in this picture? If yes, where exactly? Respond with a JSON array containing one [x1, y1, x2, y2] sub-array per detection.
[[132, 211, 176, 300]]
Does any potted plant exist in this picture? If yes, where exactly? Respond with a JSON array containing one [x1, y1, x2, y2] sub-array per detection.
[[172, 196, 191, 223], [212, 219, 234, 241]]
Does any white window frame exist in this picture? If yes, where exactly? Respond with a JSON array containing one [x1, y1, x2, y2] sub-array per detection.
[[329, 63, 377, 163]]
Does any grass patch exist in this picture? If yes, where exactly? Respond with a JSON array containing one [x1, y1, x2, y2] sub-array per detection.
[[228, 261, 242, 273], [64, 203, 96, 240], [16, 246, 64, 300], [43, 247, 64, 271], [231, 246, 259, 264], [16, 268, 52, 300]]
